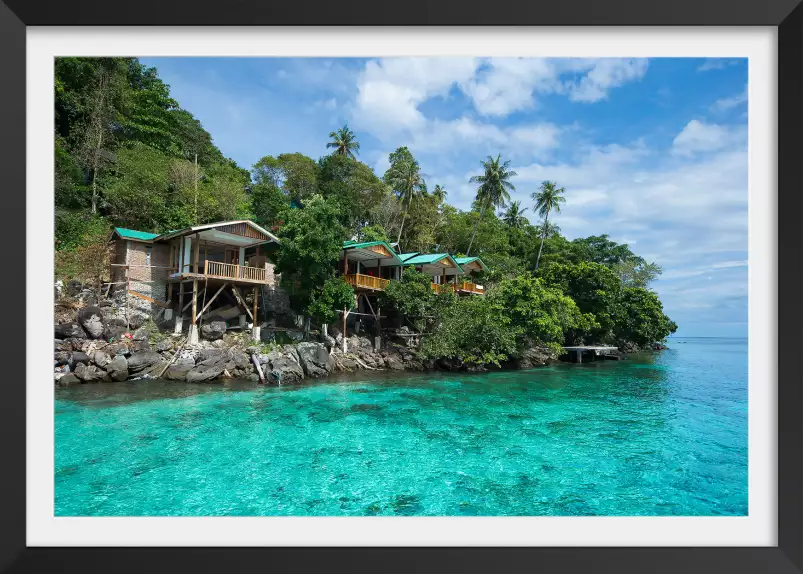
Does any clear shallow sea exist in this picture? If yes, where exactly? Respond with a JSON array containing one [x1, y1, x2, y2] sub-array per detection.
[[54, 337, 747, 516]]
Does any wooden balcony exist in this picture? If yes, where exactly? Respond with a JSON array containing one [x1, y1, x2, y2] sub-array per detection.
[[203, 260, 267, 284], [456, 281, 485, 295], [344, 273, 390, 291], [431, 283, 454, 294]]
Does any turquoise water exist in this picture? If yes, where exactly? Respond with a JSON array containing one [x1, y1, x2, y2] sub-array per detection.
[[55, 337, 747, 516]]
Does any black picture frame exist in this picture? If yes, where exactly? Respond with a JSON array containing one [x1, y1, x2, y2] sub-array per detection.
[[1, 1, 800, 572]]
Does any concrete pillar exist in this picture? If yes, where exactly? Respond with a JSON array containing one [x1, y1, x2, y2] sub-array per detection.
[[188, 324, 199, 345], [251, 326, 261, 341], [374, 336, 381, 350], [239, 314, 246, 328], [576, 350, 582, 364], [174, 313, 183, 335], [164, 308, 173, 321]]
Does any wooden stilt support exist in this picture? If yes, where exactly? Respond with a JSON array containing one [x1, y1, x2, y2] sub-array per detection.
[[175, 281, 184, 334], [188, 279, 199, 344], [197, 282, 228, 320], [342, 308, 348, 352], [251, 286, 260, 340]]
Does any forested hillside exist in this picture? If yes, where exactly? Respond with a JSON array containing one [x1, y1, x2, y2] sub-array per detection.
[[55, 57, 676, 360]]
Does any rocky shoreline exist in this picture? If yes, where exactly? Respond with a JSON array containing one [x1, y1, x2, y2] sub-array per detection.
[[54, 298, 558, 386], [53, 287, 666, 387], [54, 330, 558, 387]]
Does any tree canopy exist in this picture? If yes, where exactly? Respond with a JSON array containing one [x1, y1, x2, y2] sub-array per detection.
[[54, 57, 677, 360]]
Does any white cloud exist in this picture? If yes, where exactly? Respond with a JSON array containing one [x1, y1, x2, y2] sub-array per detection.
[[567, 58, 649, 102], [671, 120, 745, 156], [711, 86, 748, 112], [697, 58, 744, 72], [353, 58, 479, 136]]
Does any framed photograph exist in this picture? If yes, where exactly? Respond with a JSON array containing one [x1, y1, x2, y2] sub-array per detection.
[[1, 0, 800, 572]]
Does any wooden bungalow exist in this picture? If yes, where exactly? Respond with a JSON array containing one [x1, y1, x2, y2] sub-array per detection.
[[338, 240, 405, 341], [111, 220, 281, 343], [340, 240, 405, 292], [453, 256, 488, 295]]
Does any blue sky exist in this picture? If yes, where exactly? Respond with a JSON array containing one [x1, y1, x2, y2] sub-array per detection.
[[141, 57, 748, 338]]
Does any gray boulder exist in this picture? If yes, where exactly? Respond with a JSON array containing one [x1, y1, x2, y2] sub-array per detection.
[[71, 351, 91, 365], [127, 351, 162, 374], [54, 351, 72, 366], [200, 321, 227, 341], [197, 348, 225, 364], [230, 350, 251, 369], [385, 354, 406, 370], [74, 363, 107, 382], [106, 342, 131, 357], [132, 327, 149, 341], [54, 339, 73, 352], [164, 362, 194, 381], [296, 342, 332, 378], [267, 355, 304, 385], [93, 350, 112, 368], [77, 306, 106, 339], [133, 340, 152, 352], [155, 339, 174, 353], [55, 323, 86, 339], [128, 311, 148, 330], [186, 363, 225, 383], [56, 373, 80, 387], [105, 355, 129, 381]]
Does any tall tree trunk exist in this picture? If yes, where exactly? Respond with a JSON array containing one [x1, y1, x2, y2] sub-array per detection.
[[466, 200, 487, 257], [86, 67, 109, 214], [534, 210, 550, 272], [90, 130, 103, 213], [396, 192, 412, 247]]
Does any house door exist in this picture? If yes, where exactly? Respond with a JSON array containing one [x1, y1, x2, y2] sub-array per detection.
[[225, 249, 239, 266]]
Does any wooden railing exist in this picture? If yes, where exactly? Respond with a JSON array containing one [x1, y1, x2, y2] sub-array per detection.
[[431, 283, 454, 294], [456, 281, 485, 295], [204, 260, 267, 283], [344, 273, 390, 291]]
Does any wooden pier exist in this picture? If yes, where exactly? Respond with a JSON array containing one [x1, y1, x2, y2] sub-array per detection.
[[562, 346, 620, 363]]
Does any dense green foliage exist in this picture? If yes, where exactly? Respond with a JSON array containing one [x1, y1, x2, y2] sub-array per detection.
[[379, 267, 442, 332], [273, 194, 350, 316], [55, 57, 677, 362], [419, 295, 517, 367]]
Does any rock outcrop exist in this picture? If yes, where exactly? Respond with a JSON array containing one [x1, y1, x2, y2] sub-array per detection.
[[77, 306, 106, 339]]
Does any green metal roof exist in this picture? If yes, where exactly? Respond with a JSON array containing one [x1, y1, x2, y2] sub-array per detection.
[[343, 240, 385, 250], [455, 256, 489, 270], [400, 252, 461, 267], [397, 252, 419, 261], [342, 240, 405, 266], [114, 227, 160, 241]]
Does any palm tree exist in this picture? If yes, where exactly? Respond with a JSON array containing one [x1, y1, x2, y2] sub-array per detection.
[[533, 219, 561, 238], [386, 158, 426, 246], [502, 200, 529, 228], [432, 184, 447, 202], [532, 180, 567, 271], [326, 125, 360, 159], [466, 154, 516, 256]]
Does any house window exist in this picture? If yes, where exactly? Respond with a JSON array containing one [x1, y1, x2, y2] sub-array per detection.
[[145, 246, 152, 265]]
